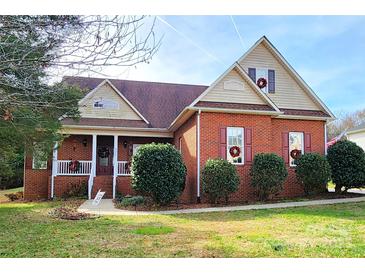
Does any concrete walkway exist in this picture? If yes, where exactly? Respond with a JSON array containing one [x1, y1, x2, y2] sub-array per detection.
[[78, 195, 365, 216]]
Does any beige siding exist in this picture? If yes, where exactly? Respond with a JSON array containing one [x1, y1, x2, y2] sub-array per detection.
[[79, 83, 142, 120], [239, 43, 320, 110], [201, 69, 267, 105], [347, 131, 365, 152]]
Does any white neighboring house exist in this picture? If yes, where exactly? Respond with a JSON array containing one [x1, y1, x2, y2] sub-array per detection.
[[346, 122, 365, 151]]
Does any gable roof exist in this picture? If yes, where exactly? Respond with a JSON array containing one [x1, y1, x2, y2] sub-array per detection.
[[63, 76, 207, 128], [79, 79, 150, 124], [189, 62, 281, 113], [237, 36, 335, 119]]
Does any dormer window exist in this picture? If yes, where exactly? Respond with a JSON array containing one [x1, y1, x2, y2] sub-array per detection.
[[248, 68, 275, 93]]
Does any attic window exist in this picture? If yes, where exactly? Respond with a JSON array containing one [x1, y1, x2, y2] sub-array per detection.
[[223, 80, 244, 91], [93, 99, 119, 109]]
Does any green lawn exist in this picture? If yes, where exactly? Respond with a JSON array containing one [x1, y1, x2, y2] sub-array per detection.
[[0, 200, 364, 258], [0, 187, 23, 203]]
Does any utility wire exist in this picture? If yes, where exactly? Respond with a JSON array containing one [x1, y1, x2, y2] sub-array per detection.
[[156, 16, 225, 65], [230, 16, 245, 50]]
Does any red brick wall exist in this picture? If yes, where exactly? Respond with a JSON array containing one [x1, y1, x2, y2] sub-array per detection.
[[24, 116, 325, 203], [199, 112, 325, 202], [173, 114, 197, 203], [52, 176, 89, 198], [24, 155, 50, 200]]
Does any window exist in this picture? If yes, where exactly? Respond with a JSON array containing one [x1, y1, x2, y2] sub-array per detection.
[[133, 144, 142, 155], [93, 99, 119, 109], [256, 69, 268, 93], [32, 144, 48, 170], [227, 127, 244, 164], [289, 132, 304, 166]]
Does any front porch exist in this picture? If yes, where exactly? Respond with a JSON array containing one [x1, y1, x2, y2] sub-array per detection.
[[51, 134, 172, 199]]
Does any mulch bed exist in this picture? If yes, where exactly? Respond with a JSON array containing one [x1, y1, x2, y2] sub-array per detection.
[[48, 199, 97, 220], [114, 191, 364, 212]]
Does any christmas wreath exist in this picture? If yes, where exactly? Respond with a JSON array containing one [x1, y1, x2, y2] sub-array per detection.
[[98, 147, 110, 158], [229, 146, 241, 158], [69, 160, 80, 172], [257, 77, 267, 89], [290, 149, 302, 160]]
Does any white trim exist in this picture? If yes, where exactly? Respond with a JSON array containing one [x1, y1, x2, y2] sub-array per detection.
[[196, 110, 201, 201], [324, 122, 328, 155], [112, 135, 118, 199], [78, 79, 150, 124], [238, 36, 335, 119], [226, 127, 244, 165], [189, 106, 282, 116], [51, 142, 58, 198], [346, 128, 365, 135], [92, 134, 97, 177], [274, 114, 333, 121]]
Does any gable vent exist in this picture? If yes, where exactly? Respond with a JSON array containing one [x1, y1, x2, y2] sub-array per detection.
[[223, 80, 244, 91]]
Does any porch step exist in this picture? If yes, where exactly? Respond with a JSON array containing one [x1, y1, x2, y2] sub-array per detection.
[[92, 175, 113, 199]]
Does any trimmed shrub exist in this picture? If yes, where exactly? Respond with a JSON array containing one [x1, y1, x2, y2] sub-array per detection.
[[120, 195, 145, 207], [131, 143, 186, 205], [250, 153, 288, 200], [295, 153, 331, 195], [202, 158, 240, 204], [327, 140, 365, 193]]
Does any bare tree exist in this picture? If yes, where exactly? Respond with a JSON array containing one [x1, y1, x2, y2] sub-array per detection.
[[327, 108, 365, 140]]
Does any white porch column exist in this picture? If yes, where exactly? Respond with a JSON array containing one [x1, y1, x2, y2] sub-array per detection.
[[92, 134, 97, 176], [113, 135, 118, 199], [88, 134, 97, 199], [50, 142, 58, 199]]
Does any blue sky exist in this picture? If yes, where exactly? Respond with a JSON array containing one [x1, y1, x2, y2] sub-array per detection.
[[103, 16, 365, 115]]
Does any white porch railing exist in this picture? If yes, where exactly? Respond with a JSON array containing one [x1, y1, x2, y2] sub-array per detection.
[[56, 160, 92, 175], [117, 161, 131, 175]]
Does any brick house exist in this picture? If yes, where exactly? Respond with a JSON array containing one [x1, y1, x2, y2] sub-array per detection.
[[24, 36, 335, 202]]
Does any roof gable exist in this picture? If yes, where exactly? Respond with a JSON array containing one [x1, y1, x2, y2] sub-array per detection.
[[64, 77, 207, 128], [78, 80, 148, 123], [238, 36, 335, 118], [190, 63, 280, 112]]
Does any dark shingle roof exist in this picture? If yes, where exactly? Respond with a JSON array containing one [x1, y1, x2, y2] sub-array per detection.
[[63, 76, 208, 128]]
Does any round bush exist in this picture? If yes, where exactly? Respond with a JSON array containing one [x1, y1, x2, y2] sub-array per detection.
[[295, 153, 331, 195], [327, 140, 365, 193], [202, 158, 239, 204], [250, 153, 288, 200], [131, 143, 186, 205]]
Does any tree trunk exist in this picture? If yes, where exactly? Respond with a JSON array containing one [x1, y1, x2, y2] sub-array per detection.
[[335, 184, 342, 194]]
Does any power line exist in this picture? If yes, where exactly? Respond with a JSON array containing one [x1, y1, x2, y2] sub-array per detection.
[[156, 16, 224, 65], [230, 16, 245, 50]]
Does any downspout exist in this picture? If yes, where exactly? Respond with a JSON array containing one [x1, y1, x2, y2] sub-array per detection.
[[51, 142, 58, 199], [324, 122, 328, 155], [196, 109, 201, 203]]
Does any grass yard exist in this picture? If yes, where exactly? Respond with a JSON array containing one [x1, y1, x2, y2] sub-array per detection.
[[0, 187, 23, 203], [0, 200, 364, 258]]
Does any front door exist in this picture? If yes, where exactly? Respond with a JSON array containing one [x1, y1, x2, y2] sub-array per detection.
[[96, 146, 113, 175]]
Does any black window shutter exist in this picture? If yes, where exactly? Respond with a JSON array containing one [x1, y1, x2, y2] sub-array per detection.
[[268, 69, 275, 93], [248, 68, 256, 82]]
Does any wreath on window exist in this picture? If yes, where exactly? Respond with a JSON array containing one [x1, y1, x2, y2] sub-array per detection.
[[229, 146, 241, 158], [98, 147, 110, 158], [257, 77, 267, 89], [290, 149, 302, 160], [69, 160, 80, 172]]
